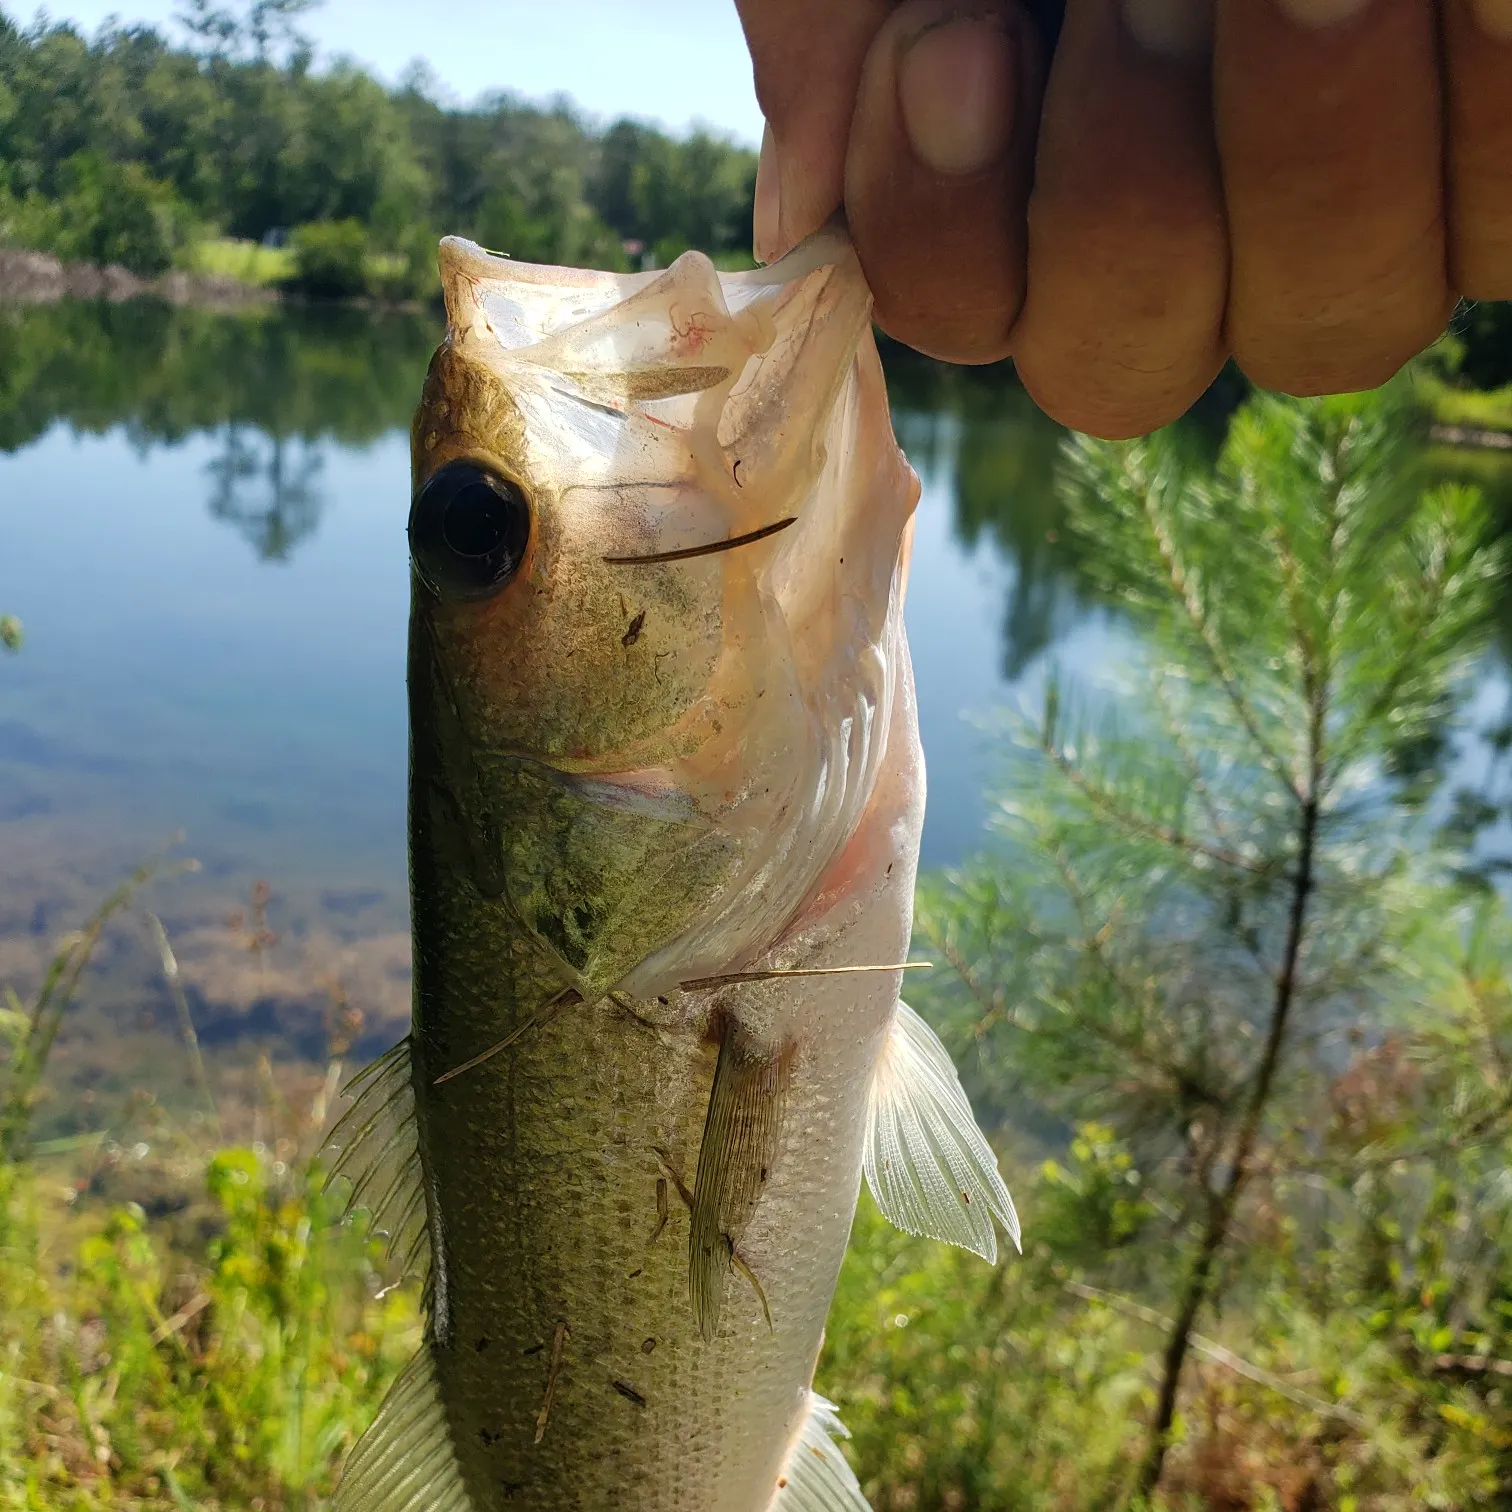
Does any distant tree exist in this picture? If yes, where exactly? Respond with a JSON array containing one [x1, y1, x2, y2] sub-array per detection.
[[245, 0, 317, 62], [3, 150, 196, 274], [592, 119, 653, 244], [475, 160, 626, 271], [589, 120, 755, 265], [0, 12, 755, 284], [175, 0, 318, 63], [176, 0, 240, 59]]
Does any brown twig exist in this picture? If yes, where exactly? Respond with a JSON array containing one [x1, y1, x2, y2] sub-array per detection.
[[1067, 1281, 1365, 1428], [533, 1322, 569, 1444], [150, 1293, 212, 1346], [144, 912, 222, 1141], [678, 962, 928, 992], [1136, 512, 1331, 1497], [432, 986, 580, 1086]]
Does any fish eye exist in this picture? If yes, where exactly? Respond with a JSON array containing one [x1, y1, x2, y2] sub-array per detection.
[[409, 461, 532, 601]]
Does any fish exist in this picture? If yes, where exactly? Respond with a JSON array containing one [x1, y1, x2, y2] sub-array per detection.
[[325, 224, 1019, 1512]]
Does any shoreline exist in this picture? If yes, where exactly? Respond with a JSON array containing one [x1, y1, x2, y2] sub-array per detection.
[[0, 247, 428, 314], [4, 248, 1508, 454], [0, 247, 277, 310]]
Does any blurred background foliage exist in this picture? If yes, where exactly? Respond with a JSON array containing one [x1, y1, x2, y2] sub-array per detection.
[[1, 1111, 419, 1508], [0, 0, 757, 294]]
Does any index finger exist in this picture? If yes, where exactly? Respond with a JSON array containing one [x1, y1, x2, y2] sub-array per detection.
[[736, 0, 894, 261]]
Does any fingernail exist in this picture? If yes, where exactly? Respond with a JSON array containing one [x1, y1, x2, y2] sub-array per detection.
[[1122, 0, 1213, 55], [753, 123, 781, 264], [898, 14, 1016, 178], [1273, 0, 1373, 26], [1469, 0, 1512, 42]]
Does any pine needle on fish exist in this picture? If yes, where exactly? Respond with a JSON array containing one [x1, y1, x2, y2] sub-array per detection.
[[603, 516, 797, 566], [431, 986, 580, 1086], [678, 963, 930, 992]]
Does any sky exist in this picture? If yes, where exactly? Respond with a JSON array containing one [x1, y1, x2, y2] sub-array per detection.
[[21, 0, 766, 143]]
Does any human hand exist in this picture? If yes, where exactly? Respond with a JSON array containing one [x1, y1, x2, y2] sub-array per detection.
[[736, 0, 1512, 438]]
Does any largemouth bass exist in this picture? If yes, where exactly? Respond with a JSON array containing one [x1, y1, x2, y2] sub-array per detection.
[[328, 226, 1017, 1512]]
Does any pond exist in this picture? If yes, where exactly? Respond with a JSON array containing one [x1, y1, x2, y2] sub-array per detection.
[[0, 298, 1507, 1113]]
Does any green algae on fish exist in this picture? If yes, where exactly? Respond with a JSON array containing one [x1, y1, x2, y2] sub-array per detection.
[[326, 226, 1019, 1512]]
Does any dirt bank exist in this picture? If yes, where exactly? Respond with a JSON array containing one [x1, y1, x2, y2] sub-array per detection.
[[0, 247, 277, 309]]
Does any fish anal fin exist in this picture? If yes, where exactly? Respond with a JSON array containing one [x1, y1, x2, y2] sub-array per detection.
[[864, 1002, 1020, 1263], [324, 1037, 432, 1286], [689, 1019, 792, 1341], [334, 1345, 472, 1512], [766, 1392, 871, 1512]]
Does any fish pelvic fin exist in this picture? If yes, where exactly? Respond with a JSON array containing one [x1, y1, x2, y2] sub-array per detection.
[[864, 1002, 1020, 1263], [334, 1344, 471, 1512], [765, 1392, 871, 1512], [689, 1018, 792, 1342], [324, 1037, 432, 1285]]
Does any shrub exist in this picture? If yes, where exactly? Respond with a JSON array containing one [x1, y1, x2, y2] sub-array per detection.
[[286, 219, 371, 299], [0, 1144, 417, 1509], [20, 152, 198, 277]]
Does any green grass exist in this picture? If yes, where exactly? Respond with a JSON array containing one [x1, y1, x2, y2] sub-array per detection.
[[0, 886, 413, 1509], [179, 238, 296, 288], [1, 1135, 418, 1510]]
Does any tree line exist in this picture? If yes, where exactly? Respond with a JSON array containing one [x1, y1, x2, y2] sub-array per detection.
[[0, 1, 757, 294]]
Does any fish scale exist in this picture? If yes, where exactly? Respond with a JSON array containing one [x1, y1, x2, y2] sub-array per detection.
[[326, 226, 1019, 1512]]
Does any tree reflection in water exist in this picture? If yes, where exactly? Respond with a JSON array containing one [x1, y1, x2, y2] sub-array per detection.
[[895, 386, 1083, 679], [205, 426, 325, 561], [0, 296, 435, 564]]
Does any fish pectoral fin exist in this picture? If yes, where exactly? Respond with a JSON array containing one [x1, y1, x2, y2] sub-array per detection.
[[766, 1392, 871, 1512], [863, 1002, 1021, 1264], [324, 1037, 431, 1285], [689, 1020, 792, 1342], [334, 1345, 471, 1512]]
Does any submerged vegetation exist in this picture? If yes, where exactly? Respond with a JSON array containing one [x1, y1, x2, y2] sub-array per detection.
[[4, 382, 1511, 1507], [0, 0, 757, 296]]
